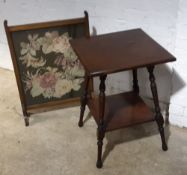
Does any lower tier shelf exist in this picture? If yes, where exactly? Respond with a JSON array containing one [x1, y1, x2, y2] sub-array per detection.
[[87, 91, 155, 131]]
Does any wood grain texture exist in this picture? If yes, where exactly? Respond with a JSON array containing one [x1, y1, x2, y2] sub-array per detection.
[[71, 28, 176, 168], [88, 91, 154, 132], [70, 28, 176, 76]]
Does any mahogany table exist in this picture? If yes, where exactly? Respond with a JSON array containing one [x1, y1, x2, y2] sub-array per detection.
[[70, 28, 176, 168]]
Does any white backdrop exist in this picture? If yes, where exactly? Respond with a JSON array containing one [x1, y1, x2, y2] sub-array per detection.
[[0, 0, 186, 127]]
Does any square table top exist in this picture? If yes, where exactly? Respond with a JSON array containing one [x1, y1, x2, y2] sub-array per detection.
[[70, 28, 176, 77]]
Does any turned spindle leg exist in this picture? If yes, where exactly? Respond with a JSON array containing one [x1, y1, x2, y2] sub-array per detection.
[[79, 75, 90, 127], [147, 66, 168, 151], [132, 69, 139, 94], [96, 75, 107, 168]]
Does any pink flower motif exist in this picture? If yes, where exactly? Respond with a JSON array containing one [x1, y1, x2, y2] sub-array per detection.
[[40, 72, 57, 89]]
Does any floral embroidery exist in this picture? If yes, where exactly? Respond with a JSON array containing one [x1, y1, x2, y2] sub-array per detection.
[[19, 53, 46, 68], [20, 31, 84, 99], [20, 34, 40, 56]]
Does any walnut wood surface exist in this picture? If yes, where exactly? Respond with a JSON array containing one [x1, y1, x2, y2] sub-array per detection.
[[70, 28, 176, 76], [147, 66, 168, 150], [71, 28, 176, 168], [88, 91, 154, 132]]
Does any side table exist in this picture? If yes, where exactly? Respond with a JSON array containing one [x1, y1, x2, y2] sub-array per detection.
[[70, 29, 176, 168]]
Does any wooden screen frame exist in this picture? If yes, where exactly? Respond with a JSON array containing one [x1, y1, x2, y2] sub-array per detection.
[[4, 11, 92, 126]]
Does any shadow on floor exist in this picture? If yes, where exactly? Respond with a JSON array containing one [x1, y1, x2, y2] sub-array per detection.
[[102, 119, 171, 163], [82, 107, 171, 164]]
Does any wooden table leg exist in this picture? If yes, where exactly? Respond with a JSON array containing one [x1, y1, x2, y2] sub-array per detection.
[[78, 75, 90, 127], [132, 69, 139, 94], [147, 66, 168, 151], [96, 74, 107, 168]]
